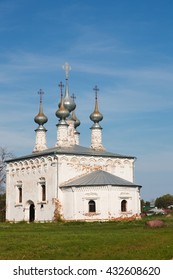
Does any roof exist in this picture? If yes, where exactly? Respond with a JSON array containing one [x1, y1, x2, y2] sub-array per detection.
[[6, 145, 135, 163], [60, 170, 141, 188]]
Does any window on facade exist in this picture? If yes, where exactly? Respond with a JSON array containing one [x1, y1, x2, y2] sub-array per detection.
[[41, 184, 46, 201], [38, 177, 46, 203], [18, 187, 22, 203], [16, 181, 22, 204], [121, 200, 127, 212], [88, 200, 96, 212]]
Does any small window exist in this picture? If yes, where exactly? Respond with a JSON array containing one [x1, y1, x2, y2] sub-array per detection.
[[16, 181, 22, 204], [89, 200, 96, 212], [18, 187, 22, 203], [121, 200, 127, 212], [38, 178, 46, 203], [41, 184, 46, 201]]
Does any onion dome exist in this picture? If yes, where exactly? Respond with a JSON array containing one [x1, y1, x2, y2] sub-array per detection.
[[56, 92, 70, 120], [63, 62, 76, 112], [34, 89, 48, 126], [90, 86, 103, 123], [72, 110, 81, 128], [70, 93, 80, 128]]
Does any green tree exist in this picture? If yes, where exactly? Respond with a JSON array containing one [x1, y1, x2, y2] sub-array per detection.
[[155, 194, 173, 209], [0, 193, 6, 222], [0, 147, 14, 194], [141, 199, 145, 212], [0, 147, 14, 221]]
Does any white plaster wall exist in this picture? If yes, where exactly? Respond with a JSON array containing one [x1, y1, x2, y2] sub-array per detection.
[[62, 185, 141, 221], [6, 156, 57, 222], [6, 153, 137, 222], [58, 155, 134, 187]]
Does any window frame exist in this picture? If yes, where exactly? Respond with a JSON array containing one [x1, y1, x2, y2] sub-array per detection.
[[88, 200, 96, 213], [38, 177, 47, 203], [18, 186, 22, 203], [41, 184, 46, 202], [121, 199, 127, 212], [15, 181, 23, 205]]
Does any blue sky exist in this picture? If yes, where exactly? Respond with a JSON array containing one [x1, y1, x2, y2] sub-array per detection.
[[0, 0, 173, 201]]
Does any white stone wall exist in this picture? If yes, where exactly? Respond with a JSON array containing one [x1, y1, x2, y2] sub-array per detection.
[[33, 129, 47, 152], [61, 185, 141, 221], [55, 123, 69, 147], [58, 155, 134, 186], [57, 154, 135, 219], [90, 127, 104, 150], [6, 152, 136, 222], [6, 156, 57, 222], [66, 119, 76, 146]]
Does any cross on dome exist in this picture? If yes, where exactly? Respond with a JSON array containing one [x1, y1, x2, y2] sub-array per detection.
[[93, 85, 99, 99], [62, 62, 71, 79], [71, 93, 76, 102], [58, 81, 64, 97], [38, 89, 44, 103], [62, 62, 76, 112]]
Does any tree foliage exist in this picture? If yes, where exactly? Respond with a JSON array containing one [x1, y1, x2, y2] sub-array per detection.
[[0, 147, 14, 194], [0, 193, 6, 222], [155, 194, 173, 209]]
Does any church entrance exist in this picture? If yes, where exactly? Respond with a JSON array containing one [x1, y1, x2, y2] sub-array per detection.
[[29, 203, 35, 222]]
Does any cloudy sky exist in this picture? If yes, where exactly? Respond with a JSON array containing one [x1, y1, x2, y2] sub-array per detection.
[[0, 0, 173, 201]]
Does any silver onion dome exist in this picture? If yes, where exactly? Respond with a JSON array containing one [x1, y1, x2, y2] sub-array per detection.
[[34, 89, 48, 126], [72, 110, 81, 128], [56, 93, 70, 120], [90, 86, 103, 123], [62, 62, 76, 112], [63, 95, 76, 112], [63, 79, 76, 112]]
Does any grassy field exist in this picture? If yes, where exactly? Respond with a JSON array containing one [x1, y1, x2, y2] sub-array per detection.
[[0, 217, 173, 260]]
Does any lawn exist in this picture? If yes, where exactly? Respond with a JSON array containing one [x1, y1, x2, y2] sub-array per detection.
[[0, 218, 173, 260]]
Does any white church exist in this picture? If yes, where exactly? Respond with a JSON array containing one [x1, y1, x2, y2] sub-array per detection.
[[6, 63, 142, 222]]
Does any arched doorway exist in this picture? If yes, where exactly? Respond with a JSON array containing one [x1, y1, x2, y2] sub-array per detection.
[[29, 203, 35, 222]]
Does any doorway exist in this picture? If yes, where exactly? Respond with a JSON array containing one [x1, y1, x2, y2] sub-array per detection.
[[29, 203, 35, 222]]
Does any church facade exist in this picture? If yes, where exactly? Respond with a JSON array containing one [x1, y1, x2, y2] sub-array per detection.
[[6, 63, 141, 222]]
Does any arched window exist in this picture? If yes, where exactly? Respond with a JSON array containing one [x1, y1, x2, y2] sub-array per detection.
[[88, 200, 96, 213], [121, 200, 127, 212]]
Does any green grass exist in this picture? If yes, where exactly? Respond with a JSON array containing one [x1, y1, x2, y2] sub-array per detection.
[[0, 217, 173, 260]]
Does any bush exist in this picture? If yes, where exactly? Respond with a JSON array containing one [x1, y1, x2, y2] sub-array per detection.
[[0, 194, 6, 222]]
